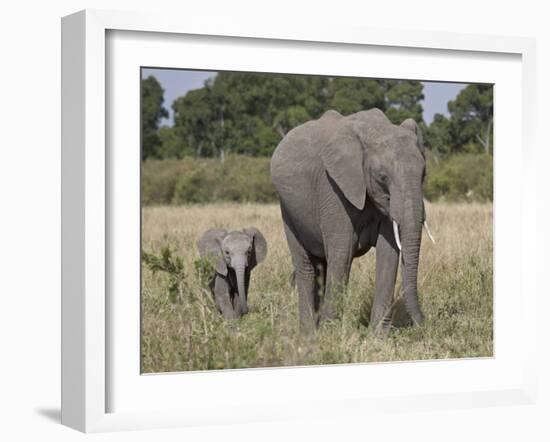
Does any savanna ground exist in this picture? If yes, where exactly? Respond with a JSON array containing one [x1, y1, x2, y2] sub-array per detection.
[[141, 202, 493, 373]]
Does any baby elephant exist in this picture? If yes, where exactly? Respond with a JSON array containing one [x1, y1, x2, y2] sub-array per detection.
[[197, 228, 267, 319]]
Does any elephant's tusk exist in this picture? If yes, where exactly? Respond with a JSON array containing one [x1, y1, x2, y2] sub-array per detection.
[[392, 220, 402, 251], [423, 221, 436, 244]]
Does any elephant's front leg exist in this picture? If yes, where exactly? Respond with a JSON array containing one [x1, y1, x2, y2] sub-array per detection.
[[213, 276, 238, 319], [282, 223, 319, 333], [320, 239, 353, 323], [370, 219, 400, 335]]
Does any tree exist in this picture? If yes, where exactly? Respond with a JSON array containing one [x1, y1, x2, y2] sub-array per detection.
[[157, 126, 192, 159], [424, 113, 453, 157], [425, 84, 493, 156], [447, 84, 493, 154], [326, 78, 424, 124], [170, 73, 426, 158], [141, 76, 168, 160], [173, 72, 312, 157], [383, 80, 424, 124], [329, 77, 386, 115], [172, 85, 216, 158]]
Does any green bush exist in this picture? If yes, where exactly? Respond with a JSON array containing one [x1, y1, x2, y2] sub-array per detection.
[[142, 153, 493, 206], [424, 153, 493, 202], [142, 246, 186, 304], [142, 155, 278, 205], [172, 163, 218, 204], [141, 159, 191, 205]]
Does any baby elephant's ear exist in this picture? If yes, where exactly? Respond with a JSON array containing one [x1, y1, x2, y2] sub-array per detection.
[[244, 228, 267, 267], [197, 229, 228, 276]]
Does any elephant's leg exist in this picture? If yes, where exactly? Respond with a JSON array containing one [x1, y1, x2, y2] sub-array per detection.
[[321, 244, 353, 323], [370, 219, 400, 335], [282, 222, 319, 333], [213, 276, 238, 319]]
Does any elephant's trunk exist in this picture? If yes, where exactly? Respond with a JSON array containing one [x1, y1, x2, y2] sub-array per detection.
[[234, 259, 249, 316], [397, 188, 424, 326]]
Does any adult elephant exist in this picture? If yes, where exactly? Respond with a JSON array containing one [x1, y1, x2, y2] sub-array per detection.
[[270, 108, 434, 334]]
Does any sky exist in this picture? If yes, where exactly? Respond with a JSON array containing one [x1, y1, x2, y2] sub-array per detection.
[[142, 68, 467, 126]]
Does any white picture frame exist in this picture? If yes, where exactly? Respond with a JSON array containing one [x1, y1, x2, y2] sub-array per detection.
[[61, 9, 537, 433]]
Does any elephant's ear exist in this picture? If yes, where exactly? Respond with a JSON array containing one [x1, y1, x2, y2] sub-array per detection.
[[400, 118, 425, 158], [320, 120, 367, 210], [243, 227, 267, 268], [196, 228, 228, 276]]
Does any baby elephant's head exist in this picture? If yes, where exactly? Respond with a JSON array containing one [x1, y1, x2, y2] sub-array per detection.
[[197, 228, 267, 316]]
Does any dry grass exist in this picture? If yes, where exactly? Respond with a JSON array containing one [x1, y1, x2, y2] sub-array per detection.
[[141, 202, 493, 373]]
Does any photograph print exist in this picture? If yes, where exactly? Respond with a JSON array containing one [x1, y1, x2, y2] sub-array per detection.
[[140, 68, 493, 373]]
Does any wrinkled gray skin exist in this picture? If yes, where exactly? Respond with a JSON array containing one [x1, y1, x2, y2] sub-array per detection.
[[271, 108, 427, 334], [197, 228, 267, 319]]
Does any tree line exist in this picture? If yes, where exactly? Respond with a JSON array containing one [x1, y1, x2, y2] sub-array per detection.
[[141, 72, 493, 161]]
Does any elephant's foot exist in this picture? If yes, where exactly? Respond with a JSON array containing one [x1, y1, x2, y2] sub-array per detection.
[[370, 312, 393, 338], [222, 311, 240, 320], [299, 324, 315, 337], [299, 309, 318, 335], [410, 311, 424, 326], [319, 302, 337, 323], [403, 296, 424, 327], [373, 325, 391, 339], [235, 304, 249, 317]]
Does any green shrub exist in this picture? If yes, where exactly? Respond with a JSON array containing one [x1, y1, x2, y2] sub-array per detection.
[[142, 155, 278, 205], [141, 158, 192, 205], [424, 153, 493, 202], [142, 153, 493, 206], [142, 246, 186, 304], [172, 163, 218, 204], [193, 256, 217, 287]]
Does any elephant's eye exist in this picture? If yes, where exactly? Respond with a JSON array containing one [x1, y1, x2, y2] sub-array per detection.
[[224, 250, 230, 255], [377, 175, 389, 194]]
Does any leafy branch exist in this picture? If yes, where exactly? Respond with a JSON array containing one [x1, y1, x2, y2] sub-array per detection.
[[142, 246, 186, 304], [142, 246, 218, 309]]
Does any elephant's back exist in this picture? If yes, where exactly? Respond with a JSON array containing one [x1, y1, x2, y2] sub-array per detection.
[[270, 111, 341, 187], [271, 120, 321, 190]]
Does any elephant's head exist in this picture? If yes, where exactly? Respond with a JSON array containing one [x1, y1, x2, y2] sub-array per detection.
[[320, 108, 430, 325], [197, 228, 267, 316]]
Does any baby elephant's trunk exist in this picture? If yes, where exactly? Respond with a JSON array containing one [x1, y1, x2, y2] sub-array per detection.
[[234, 260, 249, 315]]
